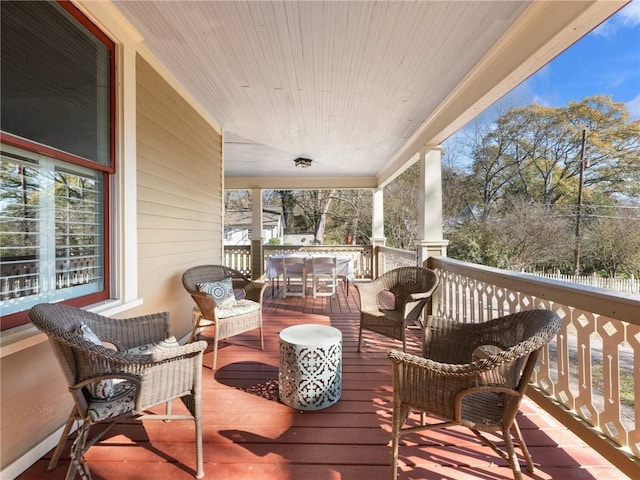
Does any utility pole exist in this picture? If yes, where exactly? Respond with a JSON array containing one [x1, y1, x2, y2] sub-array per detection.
[[573, 128, 587, 277]]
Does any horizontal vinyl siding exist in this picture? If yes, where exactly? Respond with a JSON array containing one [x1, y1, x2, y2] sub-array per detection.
[[135, 55, 223, 336], [0, 342, 71, 469]]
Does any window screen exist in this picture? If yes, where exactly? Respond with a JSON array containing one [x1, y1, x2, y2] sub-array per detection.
[[1, 0, 111, 167]]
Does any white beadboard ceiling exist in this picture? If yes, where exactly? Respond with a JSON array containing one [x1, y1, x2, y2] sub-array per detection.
[[112, 0, 626, 189]]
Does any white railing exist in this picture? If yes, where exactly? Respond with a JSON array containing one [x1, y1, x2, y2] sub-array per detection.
[[527, 271, 639, 295], [377, 245, 417, 274], [223, 244, 375, 279], [224, 245, 252, 277], [428, 256, 640, 479]]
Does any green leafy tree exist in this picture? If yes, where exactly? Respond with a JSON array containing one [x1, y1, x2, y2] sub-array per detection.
[[467, 96, 640, 208], [582, 206, 640, 277]]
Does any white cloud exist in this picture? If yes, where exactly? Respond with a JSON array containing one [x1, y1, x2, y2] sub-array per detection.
[[619, 1, 640, 26], [593, 1, 640, 37], [627, 94, 640, 119]]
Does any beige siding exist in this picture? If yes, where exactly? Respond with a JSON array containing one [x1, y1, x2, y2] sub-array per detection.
[[0, 342, 72, 469], [0, 55, 223, 472], [130, 55, 223, 336]]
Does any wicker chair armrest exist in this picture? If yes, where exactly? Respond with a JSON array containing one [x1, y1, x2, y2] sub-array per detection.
[[90, 312, 171, 349], [242, 280, 266, 303], [354, 281, 383, 311], [388, 349, 518, 377], [407, 283, 438, 302], [190, 291, 218, 320], [72, 338, 206, 372], [121, 340, 208, 363]]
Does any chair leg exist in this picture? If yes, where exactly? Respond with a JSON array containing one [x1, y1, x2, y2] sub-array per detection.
[[511, 421, 534, 473], [67, 421, 91, 480], [194, 393, 204, 479], [188, 308, 202, 343], [259, 325, 264, 350], [391, 404, 411, 480], [503, 426, 524, 480], [48, 407, 78, 471], [390, 414, 400, 480], [212, 337, 219, 370]]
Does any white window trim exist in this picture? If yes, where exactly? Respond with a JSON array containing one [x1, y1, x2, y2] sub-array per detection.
[[0, 39, 141, 359]]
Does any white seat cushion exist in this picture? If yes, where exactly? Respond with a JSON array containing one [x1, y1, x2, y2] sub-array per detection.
[[215, 299, 260, 319]]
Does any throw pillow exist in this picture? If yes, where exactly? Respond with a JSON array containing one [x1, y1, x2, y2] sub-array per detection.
[[78, 324, 115, 399], [127, 336, 180, 355], [198, 277, 235, 306]]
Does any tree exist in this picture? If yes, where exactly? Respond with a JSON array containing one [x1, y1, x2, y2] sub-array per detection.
[[270, 190, 297, 234], [466, 96, 640, 208], [446, 202, 574, 270], [582, 206, 640, 277], [273, 190, 336, 243], [324, 190, 371, 245], [384, 162, 419, 249]]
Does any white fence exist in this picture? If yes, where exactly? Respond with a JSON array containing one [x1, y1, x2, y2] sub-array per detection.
[[526, 271, 639, 295]]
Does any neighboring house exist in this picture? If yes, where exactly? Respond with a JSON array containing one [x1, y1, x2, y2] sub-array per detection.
[[224, 208, 284, 245]]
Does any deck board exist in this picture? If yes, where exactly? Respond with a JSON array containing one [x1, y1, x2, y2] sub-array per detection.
[[16, 281, 629, 480]]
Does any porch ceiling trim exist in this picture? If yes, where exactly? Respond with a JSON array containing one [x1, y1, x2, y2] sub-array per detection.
[[375, 0, 629, 188], [224, 175, 377, 191]]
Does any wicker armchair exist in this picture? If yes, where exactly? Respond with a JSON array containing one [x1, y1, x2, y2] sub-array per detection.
[[388, 309, 562, 480], [29, 303, 207, 480], [355, 266, 438, 352], [182, 264, 266, 369]]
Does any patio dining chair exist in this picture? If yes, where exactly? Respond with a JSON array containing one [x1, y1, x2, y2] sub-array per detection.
[[282, 256, 307, 298], [355, 266, 438, 352], [388, 309, 562, 480], [29, 303, 207, 480], [310, 256, 338, 298], [182, 264, 265, 370]]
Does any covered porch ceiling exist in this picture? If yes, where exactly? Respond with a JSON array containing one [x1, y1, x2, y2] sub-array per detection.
[[111, 0, 627, 190]]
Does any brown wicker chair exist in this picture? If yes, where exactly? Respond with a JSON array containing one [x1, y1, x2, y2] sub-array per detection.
[[29, 303, 207, 480], [182, 264, 265, 369], [388, 309, 562, 480], [355, 266, 438, 352]]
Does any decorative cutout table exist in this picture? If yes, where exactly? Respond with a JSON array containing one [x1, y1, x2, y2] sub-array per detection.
[[278, 324, 342, 410]]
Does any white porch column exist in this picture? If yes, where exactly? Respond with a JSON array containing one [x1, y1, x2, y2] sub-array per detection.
[[371, 187, 386, 247], [371, 188, 386, 278], [250, 189, 264, 279], [417, 147, 448, 267]]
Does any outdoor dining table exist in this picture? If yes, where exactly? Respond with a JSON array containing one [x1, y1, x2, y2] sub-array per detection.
[[266, 253, 354, 297]]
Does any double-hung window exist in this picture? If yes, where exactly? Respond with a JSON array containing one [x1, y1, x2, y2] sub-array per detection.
[[1, 0, 115, 329]]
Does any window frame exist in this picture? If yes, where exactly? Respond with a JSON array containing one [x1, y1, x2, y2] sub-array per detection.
[[0, 0, 116, 330]]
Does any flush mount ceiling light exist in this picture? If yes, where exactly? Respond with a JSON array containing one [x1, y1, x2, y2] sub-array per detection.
[[294, 157, 312, 168]]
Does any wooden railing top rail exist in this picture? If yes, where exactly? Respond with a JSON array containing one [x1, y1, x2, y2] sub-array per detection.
[[429, 256, 640, 325]]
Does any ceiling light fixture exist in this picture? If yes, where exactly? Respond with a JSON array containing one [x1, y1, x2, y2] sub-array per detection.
[[294, 157, 312, 168]]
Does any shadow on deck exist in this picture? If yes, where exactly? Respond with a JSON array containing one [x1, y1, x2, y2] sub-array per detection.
[[17, 281, 628, 480]]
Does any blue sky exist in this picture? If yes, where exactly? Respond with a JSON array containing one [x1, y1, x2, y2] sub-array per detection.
[[506, 1, 640, 118]]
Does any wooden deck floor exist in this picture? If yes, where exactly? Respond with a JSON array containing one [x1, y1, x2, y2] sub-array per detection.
[[18, 282, 629, 480]]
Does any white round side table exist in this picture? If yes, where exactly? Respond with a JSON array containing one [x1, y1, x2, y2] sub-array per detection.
[[278, 324, 342, 410]]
